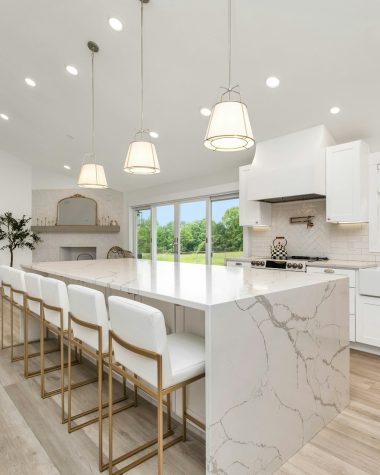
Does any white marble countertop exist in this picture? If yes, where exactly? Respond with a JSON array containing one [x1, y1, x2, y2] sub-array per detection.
[[225, 256, 377, 270], [25, 259, 347, 310]]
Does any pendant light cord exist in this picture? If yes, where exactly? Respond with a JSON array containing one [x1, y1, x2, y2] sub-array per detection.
[[140, 0, 144, 132], [91, 50, 96, 161], [228, 0, 232, 98]]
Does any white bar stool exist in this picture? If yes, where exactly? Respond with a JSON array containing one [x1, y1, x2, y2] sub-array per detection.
[[40, 277, 97, 423], [24, 273, 61, 378], [108, 296, 205, 475], [67, 284, 132, 471]]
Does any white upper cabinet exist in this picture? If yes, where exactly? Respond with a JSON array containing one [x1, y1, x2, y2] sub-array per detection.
[[326, 140, 369, 223], [239, 165, 271, 227]]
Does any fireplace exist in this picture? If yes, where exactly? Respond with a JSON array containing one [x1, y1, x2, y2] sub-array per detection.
[[60, 247, 96, 261]]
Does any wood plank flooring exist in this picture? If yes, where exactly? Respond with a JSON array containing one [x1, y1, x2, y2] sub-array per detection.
[[1, 298, 380, 474]]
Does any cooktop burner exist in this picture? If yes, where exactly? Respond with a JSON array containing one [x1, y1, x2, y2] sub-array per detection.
[[290, 256, 329, 261]]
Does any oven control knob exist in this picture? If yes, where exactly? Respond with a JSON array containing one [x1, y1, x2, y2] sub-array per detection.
[[260, 261, 265, 266], [287, 263, 291, 268], [298, 263, 303, 269]]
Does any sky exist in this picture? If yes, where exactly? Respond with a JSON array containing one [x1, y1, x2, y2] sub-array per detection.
[[148, 198, 239, 225]]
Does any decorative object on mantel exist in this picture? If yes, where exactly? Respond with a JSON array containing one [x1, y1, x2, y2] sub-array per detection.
[[77, 41, 108, 188], [124, 0, 160, 174], [0, 212, 41, 266], [107, 246, 135, 259], [271, 236, 288, 260], [31, 225, 120, 234], [290, 216, 315, 228], [204, 0, 255, 152]]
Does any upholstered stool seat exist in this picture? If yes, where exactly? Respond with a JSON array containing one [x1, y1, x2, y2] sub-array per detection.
[[108, 296, 205, 475]]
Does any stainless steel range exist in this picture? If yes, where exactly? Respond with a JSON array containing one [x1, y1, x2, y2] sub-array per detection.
[[251, 258, 307, 272], [251, 256, 328, 272]]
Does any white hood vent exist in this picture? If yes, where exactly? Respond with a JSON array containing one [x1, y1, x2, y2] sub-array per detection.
[[247, 125, 335, 203]]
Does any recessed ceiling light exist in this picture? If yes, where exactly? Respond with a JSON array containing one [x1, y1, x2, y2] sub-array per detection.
[[330, 106, 340, 115], [0, 113, 9, 121], [108, 17, 123, 31], [63, 165, 71, 170], [200, 107, 211, 117], [149, 131, 159, 139], [25, 77, 36, 87], [66, 65, 78, 76], [266, 76, 280, 88]]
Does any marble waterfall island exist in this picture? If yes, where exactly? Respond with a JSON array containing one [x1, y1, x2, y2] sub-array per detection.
[[24, 259, 350, 474]]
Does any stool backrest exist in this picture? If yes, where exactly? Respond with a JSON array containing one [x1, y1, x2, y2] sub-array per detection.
[[108, 296, 169, 388], [41, 277, 69, 330], [25, 273, 43, 316], [68, 285, 109, 351], [8, 268, 25, 306], [0, 265, 11, 298]]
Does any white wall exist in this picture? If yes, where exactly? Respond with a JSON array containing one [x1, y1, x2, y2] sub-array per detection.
[[32, 167, 77, 189], [124, 169, 239, 250], [0, 150, 32, 267]]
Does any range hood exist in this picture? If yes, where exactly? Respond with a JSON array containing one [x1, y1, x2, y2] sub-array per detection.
[[247, 125, 335, 203]]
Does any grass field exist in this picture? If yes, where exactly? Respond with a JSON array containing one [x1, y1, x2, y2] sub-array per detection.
[[140, 251, 243, 265]]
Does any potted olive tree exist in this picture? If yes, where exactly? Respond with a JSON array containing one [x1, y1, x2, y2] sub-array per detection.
[[0, 212, 41, 267]]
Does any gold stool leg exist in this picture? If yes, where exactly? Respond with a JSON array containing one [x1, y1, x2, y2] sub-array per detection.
[[98, 353, 103, 470], [157, 391, 164, 475], [0, 292, 3, 350], [108, 359, 114, 475], [24, 309, 29, 377], [10, 301, 14, 361], [182, 386, 187, 441], [167, 393, 172, 432], [60, 328, 65, 423]]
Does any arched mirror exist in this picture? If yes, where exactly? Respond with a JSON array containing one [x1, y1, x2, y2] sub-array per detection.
[[56, 194, 97, 225]]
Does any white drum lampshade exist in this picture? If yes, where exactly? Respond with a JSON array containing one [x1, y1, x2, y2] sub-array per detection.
[[124, 140, 160, 174], [78, 163, 108, 188], [204, 100, 255, 152]]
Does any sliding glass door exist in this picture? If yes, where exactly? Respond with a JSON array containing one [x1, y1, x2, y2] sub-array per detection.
[[156, 204, 176, 262], [134, 194, 242, 265], [211, 196, 243, 265], [179, 200, 207, 264], [135, 208, 152, 259]]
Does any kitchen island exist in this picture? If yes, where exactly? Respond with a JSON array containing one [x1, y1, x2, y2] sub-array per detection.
[[24, 259, 349, 474]]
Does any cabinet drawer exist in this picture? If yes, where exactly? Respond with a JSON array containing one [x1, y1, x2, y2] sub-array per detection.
[[349, 314, 356, 342], [307, 266, 356, 287]]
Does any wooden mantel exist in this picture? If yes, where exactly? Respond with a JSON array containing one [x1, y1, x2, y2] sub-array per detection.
[[31, 225, 120, 234]]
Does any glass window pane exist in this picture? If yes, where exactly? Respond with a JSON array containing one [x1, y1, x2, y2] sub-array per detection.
[[136, 208, 151, 259], [180, 200, 206, 264], [211, 197, 243, 265], [156, 204, 175, 262]]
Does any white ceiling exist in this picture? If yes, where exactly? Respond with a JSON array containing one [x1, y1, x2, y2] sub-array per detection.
[[1, 0, 379, 192]]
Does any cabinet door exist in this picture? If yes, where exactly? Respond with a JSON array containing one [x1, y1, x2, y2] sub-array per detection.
[[326, 141, 369, 223], [239, 166, 272, 226], [357, 297, 380, 347]]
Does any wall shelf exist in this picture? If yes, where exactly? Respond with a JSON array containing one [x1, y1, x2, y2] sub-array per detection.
[[31, 225, 120, 234]]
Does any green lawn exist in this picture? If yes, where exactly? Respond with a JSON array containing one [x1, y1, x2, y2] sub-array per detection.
[[140, 251, 243, 266]]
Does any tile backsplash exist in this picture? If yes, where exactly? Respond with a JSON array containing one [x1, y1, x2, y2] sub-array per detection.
[[248, 199, 380, 262]]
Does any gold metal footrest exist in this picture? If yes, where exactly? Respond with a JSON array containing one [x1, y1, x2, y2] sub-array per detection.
[[68, 395, 132, 433], [42, 376, 98, 399], [107, 432, 181, 474], [25, 359, 81, 379]]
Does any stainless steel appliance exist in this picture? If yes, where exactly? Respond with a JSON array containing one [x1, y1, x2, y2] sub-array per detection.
[[251, 256, 328, 272]]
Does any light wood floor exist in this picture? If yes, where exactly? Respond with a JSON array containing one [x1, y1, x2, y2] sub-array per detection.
[[1, 300, 380, 474]]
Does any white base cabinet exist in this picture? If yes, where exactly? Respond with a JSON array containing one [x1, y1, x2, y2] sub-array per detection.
[[356, 296, 380, 347]]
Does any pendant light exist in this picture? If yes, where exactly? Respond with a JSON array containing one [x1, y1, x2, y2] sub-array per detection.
[[124, 0, 160, 174], [78, 41, 108, 188], [204, 0, 255, 152]]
